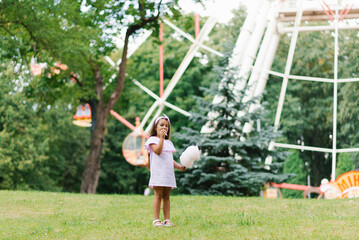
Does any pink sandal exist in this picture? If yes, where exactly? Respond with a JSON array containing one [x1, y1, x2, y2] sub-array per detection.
[[163, 219, 174, 227], [153, 219, 162, 227]]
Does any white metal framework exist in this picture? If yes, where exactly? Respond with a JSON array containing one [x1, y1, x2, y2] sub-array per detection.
[[228, 0, 359, 181]]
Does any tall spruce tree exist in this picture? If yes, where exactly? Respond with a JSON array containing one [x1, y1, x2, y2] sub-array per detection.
[[174, 55, 293, 196]]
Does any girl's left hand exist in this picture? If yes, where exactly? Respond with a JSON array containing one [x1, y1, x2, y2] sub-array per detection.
[[178, 166, 186, 172]]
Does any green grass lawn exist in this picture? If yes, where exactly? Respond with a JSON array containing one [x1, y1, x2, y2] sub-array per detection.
[[0, 190, 358, 239]]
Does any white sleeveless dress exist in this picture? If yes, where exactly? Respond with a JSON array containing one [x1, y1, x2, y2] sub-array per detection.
[[145, 136, 176, 189]]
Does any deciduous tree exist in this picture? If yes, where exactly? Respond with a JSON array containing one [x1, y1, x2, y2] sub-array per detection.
[[0, 0, 189, 193]]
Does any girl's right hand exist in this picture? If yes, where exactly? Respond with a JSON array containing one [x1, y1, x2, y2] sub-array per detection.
[[159, 129, 167, 138]]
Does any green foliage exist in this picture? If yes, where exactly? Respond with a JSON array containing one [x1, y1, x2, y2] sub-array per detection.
[[338, 32, 359, 167], [97, 117, 150, 194], [0, 73, 56, 190], [0, 80, 49, 190], [0, 0, 187, 115], [43, 106, 90, 192], [0, 64, 89, 192], [336, 153, 355, 178], [281, 151, 307, 198]]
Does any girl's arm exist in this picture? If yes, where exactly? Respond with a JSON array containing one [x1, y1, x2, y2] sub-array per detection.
[[150, 137, 165, 155], [174, 160, 186, 171], [150, 128, 167, 155]]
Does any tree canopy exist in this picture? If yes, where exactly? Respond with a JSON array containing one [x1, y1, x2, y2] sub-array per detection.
[[1, 0, 190, 193]]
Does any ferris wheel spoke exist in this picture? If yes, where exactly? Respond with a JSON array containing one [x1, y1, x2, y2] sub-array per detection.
[[132, 79, 160, 100], [132, 79, 191, 117], [163, 19, 223, 57], [163, 101, 191, 117], [105, 56, 116, 67]]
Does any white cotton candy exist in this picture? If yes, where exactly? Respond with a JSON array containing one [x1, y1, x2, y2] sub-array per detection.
[[180, 146, 201, 167]]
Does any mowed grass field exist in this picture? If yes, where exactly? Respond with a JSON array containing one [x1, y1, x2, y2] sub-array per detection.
[[0, 191, 358, 239]]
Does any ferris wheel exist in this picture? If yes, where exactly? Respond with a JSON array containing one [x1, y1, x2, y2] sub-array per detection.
[[105, 9, 223, 167], [221, 0, 359, 182]]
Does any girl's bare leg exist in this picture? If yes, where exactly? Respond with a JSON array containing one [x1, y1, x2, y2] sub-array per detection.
[[153, 186, 164, 220], [162, 187, 172, 220]]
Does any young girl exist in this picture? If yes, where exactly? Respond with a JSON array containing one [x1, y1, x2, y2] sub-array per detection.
[[145, 114, 186, 227]]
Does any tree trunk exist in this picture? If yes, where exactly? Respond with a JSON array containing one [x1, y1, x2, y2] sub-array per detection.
[[80, 106, 108, 193]]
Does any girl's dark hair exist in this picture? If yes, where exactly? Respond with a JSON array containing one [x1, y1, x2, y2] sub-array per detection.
[[149, 118, 171, 139]]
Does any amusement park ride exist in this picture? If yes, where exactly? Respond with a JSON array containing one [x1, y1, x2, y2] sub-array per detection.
[[31, 0, 359, 198], [232, 0, 359, 199]]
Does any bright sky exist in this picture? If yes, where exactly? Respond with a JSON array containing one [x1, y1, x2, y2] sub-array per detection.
[[179, 0, 249, 23]]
